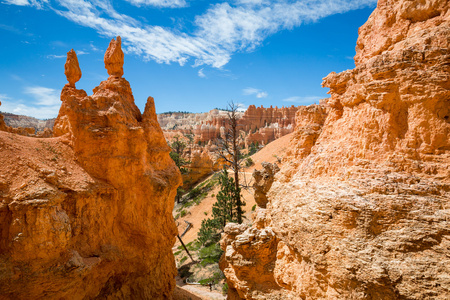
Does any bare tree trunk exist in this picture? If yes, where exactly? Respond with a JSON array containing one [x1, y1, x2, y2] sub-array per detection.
[[177, 234, 194, 263]]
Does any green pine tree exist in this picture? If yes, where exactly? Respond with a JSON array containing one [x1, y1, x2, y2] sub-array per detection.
[[197, 169, 245, 246]]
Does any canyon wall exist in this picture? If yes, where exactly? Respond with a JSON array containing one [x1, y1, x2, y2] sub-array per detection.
[[221, 1, 450, 299], [0, 38, 181, 299], [1, 113, 55, 134], [160, 105, 299, 145]]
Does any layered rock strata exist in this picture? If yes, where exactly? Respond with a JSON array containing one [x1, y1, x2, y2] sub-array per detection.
[[0, 37, 181, 299], [159, 105, 299, 146], [221, 1, 450, 299]]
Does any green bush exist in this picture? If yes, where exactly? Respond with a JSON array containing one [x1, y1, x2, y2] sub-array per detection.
[[180, 256, 187, 264], [245, 157, 254, 167], [251, 204, 257, 211], [198, 243, 223, 266], [222, 283, 228, 295]]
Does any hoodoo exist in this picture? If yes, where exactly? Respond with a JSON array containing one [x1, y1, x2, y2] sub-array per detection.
[[0, 37, 181, 299], [64, 49, 82, 88], [221, 0, 450, 299]]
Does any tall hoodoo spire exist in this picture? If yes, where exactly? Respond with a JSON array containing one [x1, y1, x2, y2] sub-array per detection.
[[64, 49, 82, 87], [104, 36, 124, 77]]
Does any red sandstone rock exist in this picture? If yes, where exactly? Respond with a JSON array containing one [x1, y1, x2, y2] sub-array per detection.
[[64, 49, 81, 87], [104, 36, 124, 78], [221, 1, 450, 299], [1, 38, 181, 299]]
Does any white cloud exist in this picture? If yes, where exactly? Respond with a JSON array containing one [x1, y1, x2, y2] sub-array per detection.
[[256, 91, 267, 98], [282, 96, 322, 104], [0, 91, 60, 119], [24, 86, 60, 106], [47, 54, 66, 59], [2, 0, 30, 6], [90, 41, 101, 52], [236, 102, 247, 112], [198, 68, 206, 78], [125, 0, 187, 8], [243, 87, 268, 98], [2, 0, 47, 8], [5, 0, 377, 68]]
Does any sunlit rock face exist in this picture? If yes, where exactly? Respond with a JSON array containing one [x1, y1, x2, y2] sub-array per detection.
[[0, 37, 181, 299], [64, 49, 82, 88], [221, 1, 450, 299]]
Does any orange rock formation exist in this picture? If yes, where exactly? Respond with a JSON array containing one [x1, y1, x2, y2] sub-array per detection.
[[64, 49, 82, 88], [159, 105, 299, 146], [221, 1, 450, 299], [0, 37, 181, 299], [104, 36, 124, 78]]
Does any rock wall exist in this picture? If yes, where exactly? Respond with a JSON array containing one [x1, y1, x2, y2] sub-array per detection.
[[0, 112, 55, 134], [160, 105, 299, 146], [221, 1, 450, 299], [0, 37, 181, 299]]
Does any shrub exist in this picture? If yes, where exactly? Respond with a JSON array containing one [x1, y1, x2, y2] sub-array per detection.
[[245, 157, 254, 167], [222, 283, 228, 295]]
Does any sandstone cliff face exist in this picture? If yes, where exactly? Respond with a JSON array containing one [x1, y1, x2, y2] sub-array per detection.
[[159, 105, 298, 146], [182, 149, 221, 189], [0, 37, 181, 299], [221, 1, 450, 299]]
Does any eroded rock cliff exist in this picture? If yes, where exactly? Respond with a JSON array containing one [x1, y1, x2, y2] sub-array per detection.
[[0, 38, 181, 299], [221, 1, 450, 299]]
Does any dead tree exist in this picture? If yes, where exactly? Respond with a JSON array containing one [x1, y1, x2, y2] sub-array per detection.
[[216, 102, 244, 224]]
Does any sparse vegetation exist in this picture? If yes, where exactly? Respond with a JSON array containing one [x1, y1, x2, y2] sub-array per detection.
[[197, 169, 244, 246], [245, 157, 254, 167]]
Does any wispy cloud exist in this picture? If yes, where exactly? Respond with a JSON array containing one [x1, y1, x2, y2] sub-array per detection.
[[124, 0, 187, 8], [0, 88, 60, 119], [2, 0, 46, 8], [5, 0, 376, 68], [282, 96, 322, 104], [90, 41, 101, 52], [236, 102, 247, 112], [24, 86, 60, 106], [198, 68, 206, 78], [0, 23, 34, 36], [47, 54, 66, 59], [243, 87, 268, 98], [47, 49, 88, 59]]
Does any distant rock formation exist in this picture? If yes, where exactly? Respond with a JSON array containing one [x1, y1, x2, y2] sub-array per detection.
[[0, 37, 181, 299], [0, 112, 55, 136], [159, 105, 300, 146], [221, 1, 450, 299]]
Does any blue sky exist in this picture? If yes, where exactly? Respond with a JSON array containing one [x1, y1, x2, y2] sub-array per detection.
[[0, 0, 377, 119]]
